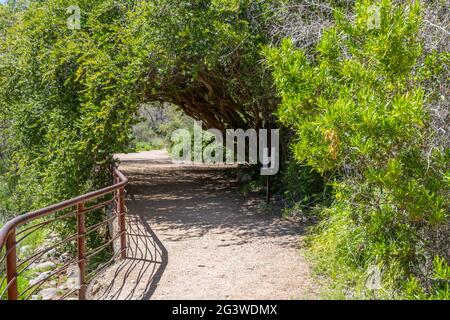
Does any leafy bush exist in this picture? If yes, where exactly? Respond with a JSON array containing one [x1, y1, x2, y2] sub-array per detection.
[[280, 161, 327, 209], [404, 256, 450, 300], [265, 0, 449, 299]]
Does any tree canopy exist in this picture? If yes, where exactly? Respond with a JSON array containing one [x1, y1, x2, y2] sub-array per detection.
[[0, 0, 281, 210]]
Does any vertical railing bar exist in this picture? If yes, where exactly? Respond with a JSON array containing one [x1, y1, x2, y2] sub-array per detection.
[[113, 174, 119, 257], [118, 186, 127, 260], [77, 203, 87, 300], [6, 230, 18, 300]]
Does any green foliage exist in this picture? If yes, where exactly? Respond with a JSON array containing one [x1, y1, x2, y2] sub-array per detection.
[[280, 161, 327, 209], [157, 106, 197, 149], [130, 141, 161, 153], [0, 0, 279, 217], [0, 163, 15, 225], [126, 105, 168, 152], [265, 0, 449, 299], [404, 256, 450, 300], [1, 0, 139, 212], [240, 180, 262, 196], [128, 0, 281, 129]]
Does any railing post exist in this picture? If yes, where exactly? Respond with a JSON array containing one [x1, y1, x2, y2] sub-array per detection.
[[118, 187, 127, 259], [77, 203, 87, 300], [6, 231, 18, 300]]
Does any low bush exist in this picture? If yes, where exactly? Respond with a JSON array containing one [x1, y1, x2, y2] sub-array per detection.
[[265, 0, 449, 299]]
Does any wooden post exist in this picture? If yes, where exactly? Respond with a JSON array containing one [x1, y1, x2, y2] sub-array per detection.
[[266, 121, 272, 204], [118, 187, 127, 259], [77, 203, 86, 300], [6, 231, 18, 300]]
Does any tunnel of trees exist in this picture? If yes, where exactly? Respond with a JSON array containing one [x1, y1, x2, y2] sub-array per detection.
[[0, 0, 283, 208], [0, 0, 448, 299]]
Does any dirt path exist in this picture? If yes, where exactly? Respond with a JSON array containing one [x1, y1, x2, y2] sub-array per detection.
[[89, 150, 319, 300]]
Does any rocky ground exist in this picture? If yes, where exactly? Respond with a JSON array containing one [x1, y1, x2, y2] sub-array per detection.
[[16, 232, 80, 300]]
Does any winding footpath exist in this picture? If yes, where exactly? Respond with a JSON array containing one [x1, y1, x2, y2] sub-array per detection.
[[89, 150, 319, 300]]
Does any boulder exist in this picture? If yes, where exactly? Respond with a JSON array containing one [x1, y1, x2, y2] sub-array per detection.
[[38, 288, 60, 300], [30, 261, 56, 272], [29, 271, 52, 286], [41, 249, 56, 260], [236, 173, 252, 185], [19, 245, 32, 255]]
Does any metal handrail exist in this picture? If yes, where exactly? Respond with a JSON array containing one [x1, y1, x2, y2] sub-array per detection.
[[0, 168, 129, 300], [0, 169, 128, 251]]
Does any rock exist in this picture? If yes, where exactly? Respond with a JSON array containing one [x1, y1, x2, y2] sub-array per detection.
[[42, 249, 56, 259], [62, 268, 79, 289], [64, 277, 79, 289], [19, 245, 32, 255], [59, 253, 71, 263], [274, 194, 283, 202], [29, 271, 52, 286], [31, 261, 56, 272], [236, 173, 252, 185], [66, 266, 79, 278], [38, 288, 60, 300], [30, 295, 40, 300], [48, 232, 59, 241], [91, 282, 101, 295]]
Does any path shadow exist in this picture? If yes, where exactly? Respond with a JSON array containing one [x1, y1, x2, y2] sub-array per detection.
[[89, 214, 168, 300], [138, 213, 168, 300], [91, 159, 312, 300], [126, 167, 307, 249]]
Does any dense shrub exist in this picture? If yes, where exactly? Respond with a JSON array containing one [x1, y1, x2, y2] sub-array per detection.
[[271, 160, 329, 222], [265, 0, 449, 299], [0, 0, 279, 213]]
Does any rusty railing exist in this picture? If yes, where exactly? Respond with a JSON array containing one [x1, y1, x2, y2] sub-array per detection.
[[0, 168, 128, 300]]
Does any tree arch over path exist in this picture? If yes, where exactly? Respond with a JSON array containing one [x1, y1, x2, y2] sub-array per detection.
[[0, 0, 281, 210]]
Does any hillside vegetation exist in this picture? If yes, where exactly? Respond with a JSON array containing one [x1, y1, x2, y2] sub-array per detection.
[[0, 0, 448, 299]]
